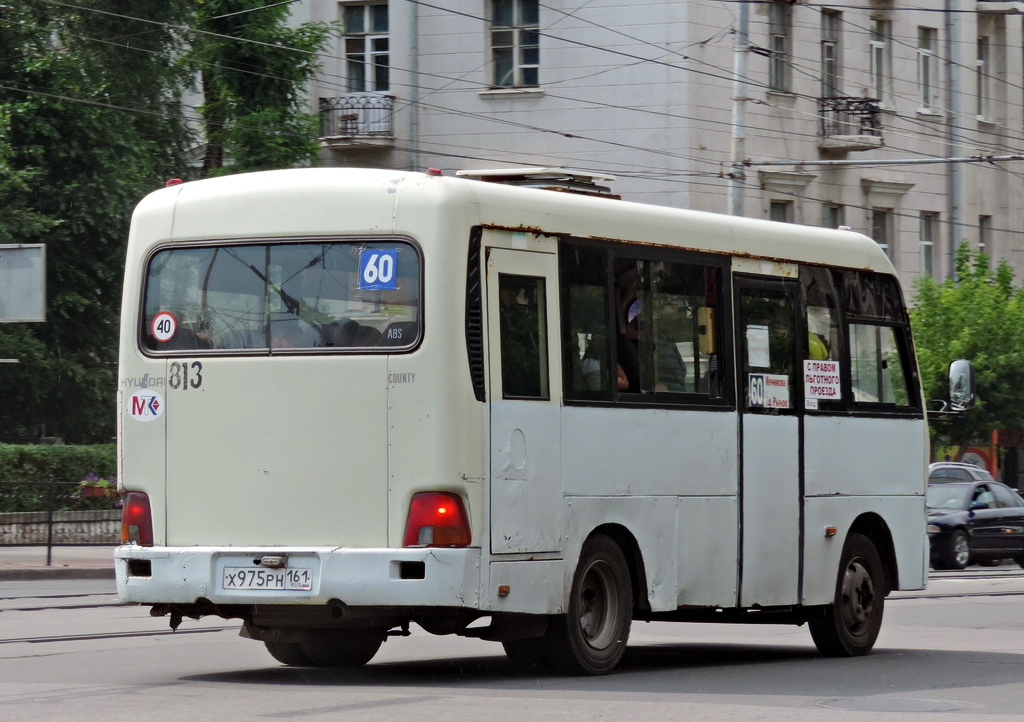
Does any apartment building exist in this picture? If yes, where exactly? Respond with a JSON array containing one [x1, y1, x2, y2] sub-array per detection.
[[294, 1, 1024, 286]]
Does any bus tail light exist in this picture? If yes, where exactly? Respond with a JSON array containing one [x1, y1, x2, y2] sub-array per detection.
[[403, 492, 471, 547], [121, 492, 153, 546]]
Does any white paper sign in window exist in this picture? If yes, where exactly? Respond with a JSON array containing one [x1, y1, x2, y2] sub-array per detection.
[[746, 324, 770, 368], [804, 359, 841, 401]]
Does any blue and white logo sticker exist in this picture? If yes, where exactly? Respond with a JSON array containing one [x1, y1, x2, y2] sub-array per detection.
[[128, 389, 164, 422], [359, 249, 399, 290]]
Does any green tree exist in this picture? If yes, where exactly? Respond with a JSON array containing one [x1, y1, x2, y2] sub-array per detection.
[[0, 1, 194, 442], [192, 0, 333, 177], [1, 1, 335, 443], [910, 244, 1024, 446]]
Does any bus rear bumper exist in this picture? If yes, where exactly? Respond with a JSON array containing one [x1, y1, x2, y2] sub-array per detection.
[[115, 545, 481, 609]]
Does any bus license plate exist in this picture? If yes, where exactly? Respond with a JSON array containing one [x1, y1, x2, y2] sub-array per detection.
[[222, 567, 314, 591]]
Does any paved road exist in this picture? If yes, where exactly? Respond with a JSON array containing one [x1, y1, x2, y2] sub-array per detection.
[[1, 566, 1022, 720]]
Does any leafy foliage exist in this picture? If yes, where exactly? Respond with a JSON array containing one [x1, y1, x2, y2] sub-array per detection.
[[0, 444, 117, 512], [0, 2, 333, 442], [910, 245, 1024, 446], [193, 0, 333, 176], [0, 2, 194, 442], [0, 443, 116, 483]]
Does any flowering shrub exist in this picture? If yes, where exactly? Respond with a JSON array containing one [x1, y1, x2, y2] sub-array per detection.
[[79, 473, 118, 499]]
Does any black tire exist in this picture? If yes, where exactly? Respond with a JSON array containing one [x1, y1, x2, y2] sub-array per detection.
[[502, 637, 551, 673], [1016, 555, 1024, 570], [946, 530, 970, 570], [541, 534, 632, 675], [264, 640, 314, 666], [300, 630, 385, 668], [809, 532, 885, 657]]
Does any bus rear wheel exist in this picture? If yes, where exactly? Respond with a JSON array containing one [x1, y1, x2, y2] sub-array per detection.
[[264, 640, 314, 666], [502, 637, 551, 673], [541, 534, 632, 675], [809, 532, 885, 657], [299, 630, 385, 668]]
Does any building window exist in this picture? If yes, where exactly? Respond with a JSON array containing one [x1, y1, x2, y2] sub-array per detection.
[[872, 208, 892, 257], [823, 204, 844, 229], [918, 27, 938, 112], [491, 0, 539, 88], [821, 11, 841, 98], [977, 37, 989, 118], [979, 215, 991, 262], [342, 3, 389, 92], [770, 200, 793, 224], [870, 18, 891, 105], [769, 2, 792, 92], [920, 212, 937, 276]]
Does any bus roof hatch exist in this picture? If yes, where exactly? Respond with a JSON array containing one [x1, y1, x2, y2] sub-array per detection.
[[455, 167, 619, 198]]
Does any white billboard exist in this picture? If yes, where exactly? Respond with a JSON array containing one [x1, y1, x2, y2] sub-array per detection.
[[0, 244, 46, 322]]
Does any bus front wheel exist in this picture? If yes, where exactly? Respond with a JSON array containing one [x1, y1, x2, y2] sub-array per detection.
[[809, 532, 885, 657], [542, 534, 633, 675]]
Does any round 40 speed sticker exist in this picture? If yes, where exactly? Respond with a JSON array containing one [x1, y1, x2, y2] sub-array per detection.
[[150, 311, 177, 342]]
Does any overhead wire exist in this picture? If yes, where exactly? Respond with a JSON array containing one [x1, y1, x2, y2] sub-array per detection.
[[18, 0, 980, 168], [14, 0, 1024, 238]]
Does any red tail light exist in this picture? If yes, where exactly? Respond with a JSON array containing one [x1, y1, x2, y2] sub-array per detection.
[[121, 492, 153, 546], [403, 492, 471, 547]]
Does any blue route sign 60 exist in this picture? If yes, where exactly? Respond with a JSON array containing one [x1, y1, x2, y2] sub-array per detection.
[[359, 249, 399, 290]]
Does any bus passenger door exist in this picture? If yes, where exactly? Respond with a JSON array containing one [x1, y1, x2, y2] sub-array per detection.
[[735, 276, 802, 607], [485, 247, 563, 554]]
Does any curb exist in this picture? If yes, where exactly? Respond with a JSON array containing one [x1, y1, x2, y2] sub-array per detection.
[[0, 567, 115, 581]]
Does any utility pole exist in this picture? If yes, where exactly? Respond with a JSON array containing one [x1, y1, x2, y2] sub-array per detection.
[[409, 2, 421, 172], [729, 1, 750, 217], [946, 0, 965, 279]]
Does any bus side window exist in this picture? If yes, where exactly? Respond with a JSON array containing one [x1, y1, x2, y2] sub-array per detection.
[[849, 324, 910, 405], [835, 268, 918, 409], [498, 274, 550, 399], [801, 266, 842, 363], [648, 261, 720, 395], [560, 244, 612, 400]]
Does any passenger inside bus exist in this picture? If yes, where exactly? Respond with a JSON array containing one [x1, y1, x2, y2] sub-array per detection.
[[614, 264, 642, 393], [269, 318, 317, 348], [581, 335, 607, 391]]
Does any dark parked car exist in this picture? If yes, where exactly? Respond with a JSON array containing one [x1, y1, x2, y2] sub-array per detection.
[[927, 463, 1024, 570]]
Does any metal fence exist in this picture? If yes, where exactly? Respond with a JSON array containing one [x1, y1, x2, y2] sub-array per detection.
[[0, 481, 120, 564]]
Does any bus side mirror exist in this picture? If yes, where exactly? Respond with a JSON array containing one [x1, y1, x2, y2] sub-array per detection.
[[948, 359, 976, 412]]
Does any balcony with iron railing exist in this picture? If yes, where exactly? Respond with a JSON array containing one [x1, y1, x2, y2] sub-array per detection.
[[978, 1, 1024, 14], [818, 97, 883, 151], [319, 94, 395, 149]]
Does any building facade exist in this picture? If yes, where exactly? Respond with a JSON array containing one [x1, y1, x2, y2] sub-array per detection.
[[292, 0, 1024, 287]]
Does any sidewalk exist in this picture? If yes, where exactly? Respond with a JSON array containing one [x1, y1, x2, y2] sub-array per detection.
[[0, 545, 116, 580]]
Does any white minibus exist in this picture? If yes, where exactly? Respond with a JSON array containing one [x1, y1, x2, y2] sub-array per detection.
[[116, 167, 958, 674]]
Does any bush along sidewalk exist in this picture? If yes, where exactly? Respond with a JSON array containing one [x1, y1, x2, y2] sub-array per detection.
[[0, 443, 115, 483]]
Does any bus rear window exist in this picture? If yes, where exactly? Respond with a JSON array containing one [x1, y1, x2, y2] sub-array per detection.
[[141, 240, 420, 353]]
